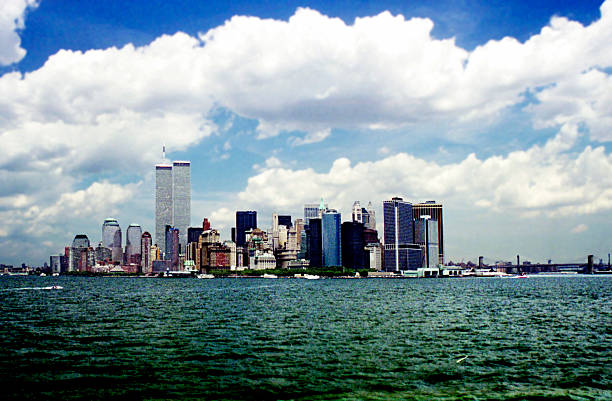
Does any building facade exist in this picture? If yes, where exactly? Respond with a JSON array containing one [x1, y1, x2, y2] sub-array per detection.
[[341, 221, 365, 269], [307, 218, 323, 267], [141, 232, 152, 274], [322, 210, 341, 267], [235, 211, 257, 247], [172, 161, 191, 252], [383, 197, 421, 272], [125, 224, 142, 265], [155, 164, 173, 254], [412, 201, 444, 265]]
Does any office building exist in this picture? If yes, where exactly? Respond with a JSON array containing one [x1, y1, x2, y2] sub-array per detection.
[[102, 218, 122, 263], [365, 243, 382, 270], [307, 218, 323, 267], [165, 225, 180, 271], [415, 218, 439, 268], [413, 201, 444, 265], [322, 209, 341, 267], [188, 227, 204, 245], [341, 221, 365, 269], [304, 201, 327, 225], [172, 161, 191, 252], [69, 234, 91, 272], [365, 201, 376, 230], [126, 224, 142, 265], [155, 164, 173, 254], [236, 211, 257, 247], [353, 201, 376, 230], [141, 232, 152, 274], [155, 160, 191, 256], [383, 197, 421, 272]]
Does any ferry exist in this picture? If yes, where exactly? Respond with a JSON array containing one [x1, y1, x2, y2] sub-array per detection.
[[263, 274, 278, 279], [196, 273, 215, 279]]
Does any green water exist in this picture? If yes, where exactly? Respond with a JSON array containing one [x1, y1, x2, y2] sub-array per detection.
[[0, 276, 610, 400]]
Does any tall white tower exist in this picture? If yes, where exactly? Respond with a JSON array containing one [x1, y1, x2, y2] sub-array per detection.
[[172, 161, 191, 253], [155, 164, 173, 255]]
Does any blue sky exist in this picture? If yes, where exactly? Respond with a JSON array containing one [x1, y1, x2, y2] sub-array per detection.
[[1, 0, 611, 266]]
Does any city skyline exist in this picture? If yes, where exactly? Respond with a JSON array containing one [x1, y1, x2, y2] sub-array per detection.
[[1, 1, 612, 266]]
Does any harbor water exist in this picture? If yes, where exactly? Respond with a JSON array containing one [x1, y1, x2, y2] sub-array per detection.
[[0, 275, 610, 400]]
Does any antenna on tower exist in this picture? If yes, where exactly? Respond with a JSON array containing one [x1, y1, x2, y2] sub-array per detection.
[[162, 145, 166, 161]]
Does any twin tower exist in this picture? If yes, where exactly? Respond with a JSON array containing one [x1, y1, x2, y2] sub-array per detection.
[[155, 161, 191, 256]]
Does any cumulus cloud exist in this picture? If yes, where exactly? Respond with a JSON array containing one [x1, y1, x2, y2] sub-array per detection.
[[0, 0, 38, 65], [199, 4, 612, 136], [529, 69, 612, 141], [218, 124, 612, 221]]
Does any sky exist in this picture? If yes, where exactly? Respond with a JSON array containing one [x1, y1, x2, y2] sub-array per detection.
[[1, 0, 611, 266]]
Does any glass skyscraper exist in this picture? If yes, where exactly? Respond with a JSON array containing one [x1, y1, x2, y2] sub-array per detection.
[[383, 197, 420, 272], [236, 211, 257, 247], [307, 218, 322, 267], [322, 209, 341, 267], [341, 221, 365, 269]]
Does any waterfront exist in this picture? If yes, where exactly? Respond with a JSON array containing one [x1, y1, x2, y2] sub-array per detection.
[[0, 276, 610, 400]]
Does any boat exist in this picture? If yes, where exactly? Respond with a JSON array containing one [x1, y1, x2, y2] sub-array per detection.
[[40, 273, 46, 277], [263, 274, 278, 279], [52, 273, 60, 277], [196, 273, 215, 279], [304, 274, 320, 280]]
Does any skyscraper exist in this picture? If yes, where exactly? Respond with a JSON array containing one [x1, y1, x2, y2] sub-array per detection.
[[126, 224, 142, 264], [307, 218, 322, 267], [415, 218, 439, 268], [304, 201, 327, 225], [341, 221, 365, 269], [322, 209, 341, 267], [172, 161, 191, 252], [236, 211, 257, 247], [102, 218, 122, 263], [155, 164, 173, 254], [155, 160, 191, 256], [383, 197, 421, 272], [69, 234, 90, 272], [365, 201, 376, 230], [412, 201, 444, 265], [141, 232, 152, 274]]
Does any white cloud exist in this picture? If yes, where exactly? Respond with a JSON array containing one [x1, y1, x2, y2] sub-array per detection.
[[198, 3, 612, 136], [289, 128, 331, 146], [529, 69, 612, 141], [0, 0, 38, 65], [571, 223, 588, 233], [220, 125, 612, 220]]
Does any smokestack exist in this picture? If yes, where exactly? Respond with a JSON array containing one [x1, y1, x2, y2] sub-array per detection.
[[478, 256, 483, 268], [587, 255, 594, 274], [517, 254, 520, 267], [162, 145, 166, 160]]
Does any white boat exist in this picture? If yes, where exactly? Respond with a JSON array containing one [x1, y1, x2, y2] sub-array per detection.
[[52, 273, 60, 277], [263, 274, 278, 279], [304, 274, 320, 280], [196, 273, 215, 279]]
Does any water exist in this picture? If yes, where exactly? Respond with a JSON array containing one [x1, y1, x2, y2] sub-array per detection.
[[0, 275, 610, 400]]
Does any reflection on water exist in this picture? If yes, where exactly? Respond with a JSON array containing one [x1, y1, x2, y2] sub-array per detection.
[[0, 276, 610, 400]]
